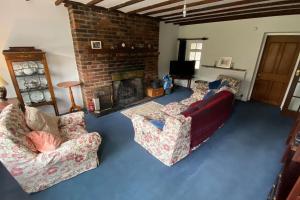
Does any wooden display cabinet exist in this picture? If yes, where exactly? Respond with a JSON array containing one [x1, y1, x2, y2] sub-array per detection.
[[2, 47, 58, 115], [268, 114, 300, 200]]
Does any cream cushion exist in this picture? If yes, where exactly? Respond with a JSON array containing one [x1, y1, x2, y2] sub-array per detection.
[[25, 106, 59, 135]]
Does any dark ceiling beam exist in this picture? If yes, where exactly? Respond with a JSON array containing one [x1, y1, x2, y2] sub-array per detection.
[[86, 0, 104, 6], [165, 1, 300, 23], [176, 8, 300, 25], [143, 0, 222, 15], [109, 0, 145, 10], [174, 6, 300, 24], [156, 0, 270, 18], [55, 0, 65, 6], [128, 0, 182, 14]]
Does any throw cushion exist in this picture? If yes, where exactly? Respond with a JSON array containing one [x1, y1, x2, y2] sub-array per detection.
[[219, 80, 229, 88], [218, 85, 234, 93], [26, 131, 62, 152], [25, 106, 59, 135], [208, 80, 221, 89], [161, 102, 188, 117], [22, 136, 38, 153], [149, 119, 165, 130], [217, 75, 241, 94]]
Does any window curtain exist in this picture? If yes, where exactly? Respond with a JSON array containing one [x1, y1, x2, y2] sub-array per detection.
[[178, 39, 187, 61]]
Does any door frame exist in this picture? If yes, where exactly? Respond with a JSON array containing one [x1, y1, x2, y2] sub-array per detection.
[[247, 32, 300, 109]]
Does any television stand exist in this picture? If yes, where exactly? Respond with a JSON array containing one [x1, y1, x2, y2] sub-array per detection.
[[171, 75, 193, 88]]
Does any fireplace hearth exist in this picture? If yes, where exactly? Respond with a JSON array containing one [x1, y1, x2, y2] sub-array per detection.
[[91, 70, 160, 117]]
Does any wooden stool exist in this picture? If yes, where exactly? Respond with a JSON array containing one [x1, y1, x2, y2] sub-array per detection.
[[57, 81, 82, 113]]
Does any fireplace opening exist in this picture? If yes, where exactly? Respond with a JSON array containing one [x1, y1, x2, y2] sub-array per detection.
[[118, 80, 137, 100], [112, 70, 144, 107]]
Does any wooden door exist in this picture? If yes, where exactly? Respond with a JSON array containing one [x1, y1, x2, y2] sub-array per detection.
[[251, 36, 300, 106]]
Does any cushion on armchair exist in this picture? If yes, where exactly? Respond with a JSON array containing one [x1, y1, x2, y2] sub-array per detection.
[[27, 131, 62, 153], [149, 119, 165, 130], [25, 106, 59, 135]]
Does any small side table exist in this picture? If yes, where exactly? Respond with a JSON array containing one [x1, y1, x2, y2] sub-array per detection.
[[57, 81, 82, 113], [0, 98, 18, 112]]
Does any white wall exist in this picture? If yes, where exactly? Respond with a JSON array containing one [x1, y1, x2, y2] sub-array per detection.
[[176, 15, 300, 101], [158, 22, 179, 78], [0, 0, 83, 114]]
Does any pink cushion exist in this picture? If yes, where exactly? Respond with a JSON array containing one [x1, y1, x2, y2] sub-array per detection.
[[26, 131, 62, 153], [24, 136, 39, 153]]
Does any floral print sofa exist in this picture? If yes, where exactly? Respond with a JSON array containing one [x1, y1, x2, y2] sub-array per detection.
[[132, 75, 240, 166], [0, 104, 102, 193], [181, 74, 241, 106]]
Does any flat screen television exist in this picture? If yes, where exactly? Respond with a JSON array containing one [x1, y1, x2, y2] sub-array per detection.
[[169, 60, 195, 77]]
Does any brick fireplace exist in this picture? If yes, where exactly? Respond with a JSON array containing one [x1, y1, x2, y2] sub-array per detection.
[[67, 2, 159, 106]]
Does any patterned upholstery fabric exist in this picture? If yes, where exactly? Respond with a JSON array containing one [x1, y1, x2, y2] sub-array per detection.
[[132, 114, 191, 166], [0, 104, 102, 193], [180, 97, 198, 106], [191, 81, 208, 101], [160, 102, 188, 117], [217, 75, 241, 94]]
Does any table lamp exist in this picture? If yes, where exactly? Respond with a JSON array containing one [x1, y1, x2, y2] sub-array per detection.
[[0, 74, 8, 102]]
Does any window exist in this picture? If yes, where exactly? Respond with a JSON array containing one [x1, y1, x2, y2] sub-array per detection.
[[188, 41, 202, 69]]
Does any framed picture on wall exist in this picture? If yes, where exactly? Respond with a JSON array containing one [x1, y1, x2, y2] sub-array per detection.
[[216, 57, 232, 68], [91, 41, 102, 49]]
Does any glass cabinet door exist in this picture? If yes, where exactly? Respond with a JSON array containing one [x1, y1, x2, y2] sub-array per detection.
[[287, 76, 300, 112], [12, 61, 52, 106]]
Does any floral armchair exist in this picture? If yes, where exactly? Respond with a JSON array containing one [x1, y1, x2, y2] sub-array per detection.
[[0, 104, 101, 193], [132, 114, 191, 166]]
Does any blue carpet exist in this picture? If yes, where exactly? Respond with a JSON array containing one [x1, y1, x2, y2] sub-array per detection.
[[0, 87, 294, 200]]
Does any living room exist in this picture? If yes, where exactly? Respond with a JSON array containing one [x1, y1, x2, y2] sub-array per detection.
[[0, 0, 300, 200]]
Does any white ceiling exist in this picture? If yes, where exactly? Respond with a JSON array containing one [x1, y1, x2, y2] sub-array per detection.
[[69, 0, 297, 17], [62, 0, 300, 25]]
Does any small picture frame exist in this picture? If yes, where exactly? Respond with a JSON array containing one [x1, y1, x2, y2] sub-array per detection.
[[91, 41, 102, 49], [216, 57, 232, 68]]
